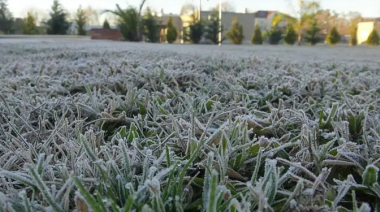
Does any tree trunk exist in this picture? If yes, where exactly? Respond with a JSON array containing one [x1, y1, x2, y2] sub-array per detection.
[[137, 0, 147, 41], [298, 31, 302, 46]]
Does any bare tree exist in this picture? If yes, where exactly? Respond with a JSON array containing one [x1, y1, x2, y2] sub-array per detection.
[[103, 13, 118, 26], [346, 11, 362, 27], [314, 10, 362, 36], [85, 6, 100, 26], [315, 9, 334, 34], [334, 12, 352, 36], [180, 3, 197, 15], [220, 1, 235, 12], [285, 0, 321, 45], [210, 1, 235, 12], [32, 8, 49, 26], [137, 0, 147, 40], [23, 8, 47, 26]]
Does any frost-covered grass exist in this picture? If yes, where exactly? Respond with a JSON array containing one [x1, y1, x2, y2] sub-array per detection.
[[1, 40, 380, 212]]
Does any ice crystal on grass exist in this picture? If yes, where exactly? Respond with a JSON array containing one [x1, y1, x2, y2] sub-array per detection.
[[1, 40, 380, 211]]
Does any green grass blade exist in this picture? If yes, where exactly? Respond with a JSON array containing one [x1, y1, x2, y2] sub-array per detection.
[[73, 177, 106, 212], [28, 165, 64, 212], [207, 170, 219, 212]]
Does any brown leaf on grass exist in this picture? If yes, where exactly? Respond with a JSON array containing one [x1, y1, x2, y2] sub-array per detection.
[[206, 130, 223, 146], [279, 133, 291, 143], [213, 162, 247, 181], [194, 117, 207, 136], [75, 196, 88, 212], [247, 119, 264, 130], [100, 112, 114, 119]]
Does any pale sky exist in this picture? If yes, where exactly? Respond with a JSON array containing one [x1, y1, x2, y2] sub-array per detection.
[[8, 0, 380, 19]]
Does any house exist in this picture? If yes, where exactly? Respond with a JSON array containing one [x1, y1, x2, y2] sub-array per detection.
[[357, 19, 380, 44], [182, 10, 256, 44], [180, 9, 287, 44], [254, 10, 277, 30], [254, 10, 292, 31]]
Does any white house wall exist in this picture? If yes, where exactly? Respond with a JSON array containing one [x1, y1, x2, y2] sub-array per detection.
[[357, 22, 375, 45]]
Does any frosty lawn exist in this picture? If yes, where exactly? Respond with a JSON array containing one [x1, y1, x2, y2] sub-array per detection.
[[1, 40, 380, 212]]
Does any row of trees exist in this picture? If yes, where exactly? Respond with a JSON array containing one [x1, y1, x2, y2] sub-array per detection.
[[104, 2, 225, 44], [5, 0, 179, 42], [226, 16, 379, 46], [37, 1, 112, 35], [224, 0, 379, 46], [0, 0, 113, 35], [2, 0, 379, 46], [225, 16, 337, 46], [0, 0, 14, 34], [102, 3, 224, 44], [133, 0, 379, 46], [181, 11, 223, 44]]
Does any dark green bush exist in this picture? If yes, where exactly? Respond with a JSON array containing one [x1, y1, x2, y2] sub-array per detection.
[[226, 16, 244, 45], [366, 30, 380, 46], [326, 26, 341, 45], [284, 24, 297, 45], [166, 16, 178, 44], [251, 24, 263, 45]]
